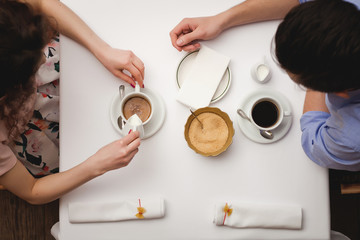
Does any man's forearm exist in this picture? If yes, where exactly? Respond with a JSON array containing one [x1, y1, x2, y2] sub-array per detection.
[[218, 0, 300, 31]]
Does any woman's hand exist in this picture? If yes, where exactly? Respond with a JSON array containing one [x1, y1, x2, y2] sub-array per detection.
[[99, 46, 145, 87], [25, 0, 146, 87], [0, 131, 141, 204], [87, 131, 141, 175], [170, 15, 224, 52]]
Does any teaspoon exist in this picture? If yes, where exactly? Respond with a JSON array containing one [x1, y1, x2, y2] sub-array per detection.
[[237, 109, 273, 140], [190, 109, 204, 129], [117, 85, 125, 130]]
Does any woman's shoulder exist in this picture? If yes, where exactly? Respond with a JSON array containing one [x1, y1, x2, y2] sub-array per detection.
[[0, 119, 8, 143], [0, 120, 17, 177]]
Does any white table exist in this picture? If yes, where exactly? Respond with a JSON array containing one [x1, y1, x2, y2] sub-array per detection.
[[59, 0, 330, 239]]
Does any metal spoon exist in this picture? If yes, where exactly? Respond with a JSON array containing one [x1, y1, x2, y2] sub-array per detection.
[[190, 109, 203, 129], [237, 109, 273, 140], [117, 85, 125, 130]]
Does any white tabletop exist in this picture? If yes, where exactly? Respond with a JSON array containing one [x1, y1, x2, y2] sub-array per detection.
[[59, 0, 330, 239]]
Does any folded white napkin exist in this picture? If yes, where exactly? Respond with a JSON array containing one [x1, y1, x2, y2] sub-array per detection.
[[213, 201, 302, 229], [177, 46, 230, 109], [68, 198, 165, 223]]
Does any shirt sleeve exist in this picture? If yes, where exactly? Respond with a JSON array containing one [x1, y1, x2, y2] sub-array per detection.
[[300, 111, 360, 170], [0, 142, 17, 176]]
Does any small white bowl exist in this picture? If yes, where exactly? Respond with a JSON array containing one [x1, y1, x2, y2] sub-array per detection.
[[251, 57, 272, 84]]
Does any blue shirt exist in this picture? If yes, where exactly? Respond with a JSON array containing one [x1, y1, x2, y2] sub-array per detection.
[[299, 0, 360, 9], [298, 0, 360, 170], [300, 90, 360, 171]]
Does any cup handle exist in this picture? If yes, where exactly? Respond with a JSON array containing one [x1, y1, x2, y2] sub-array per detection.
[[283, 110, 292, 117]]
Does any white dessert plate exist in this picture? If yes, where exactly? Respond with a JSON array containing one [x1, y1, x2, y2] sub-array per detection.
[[176, 50, 231, 103]]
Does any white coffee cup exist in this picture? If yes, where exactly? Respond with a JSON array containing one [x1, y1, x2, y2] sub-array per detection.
[[248, 97, 290, 131], [120, 83, 153, 126]]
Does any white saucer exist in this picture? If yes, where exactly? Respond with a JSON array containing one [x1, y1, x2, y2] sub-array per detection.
[[110, 86, 166, 139], [237, 88, 293, 144], [176, 50, 231, 103]]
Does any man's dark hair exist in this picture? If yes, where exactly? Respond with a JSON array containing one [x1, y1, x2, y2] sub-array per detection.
[[275, 0, 360, 92]]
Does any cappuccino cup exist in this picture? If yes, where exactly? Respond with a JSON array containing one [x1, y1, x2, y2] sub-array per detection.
[[120, 83, 153, 126], [248, 97, 290, 131]]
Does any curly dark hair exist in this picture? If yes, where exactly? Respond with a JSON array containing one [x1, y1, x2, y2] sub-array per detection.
[[275, 0, 360, 92], [0, 0, 55, 141]]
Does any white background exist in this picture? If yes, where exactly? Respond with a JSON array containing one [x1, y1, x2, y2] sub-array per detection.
[[59, 0, 330, 239]]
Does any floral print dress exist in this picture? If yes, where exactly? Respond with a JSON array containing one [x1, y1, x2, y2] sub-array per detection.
[[11, 37, 60, 177]]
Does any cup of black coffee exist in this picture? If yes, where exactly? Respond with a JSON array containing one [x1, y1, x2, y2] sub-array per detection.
[[249, 97, 287, 131], [120, 83, 153, 126]]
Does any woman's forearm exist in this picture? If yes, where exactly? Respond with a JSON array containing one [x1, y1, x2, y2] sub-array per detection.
[[24, 0, 109, 62], [22, 0, 145, 86], [1, 133, 140, 204], [30, 159, 101, 204], [0, 159, 100, 205]]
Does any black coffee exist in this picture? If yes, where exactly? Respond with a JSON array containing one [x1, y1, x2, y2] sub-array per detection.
[[251, 100, 279, 128]]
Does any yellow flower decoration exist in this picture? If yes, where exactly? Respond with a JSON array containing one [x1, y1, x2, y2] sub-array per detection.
[[222, 203, 233, 225], [223, 203, 233, 216], [136, 207, 146, 219]]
